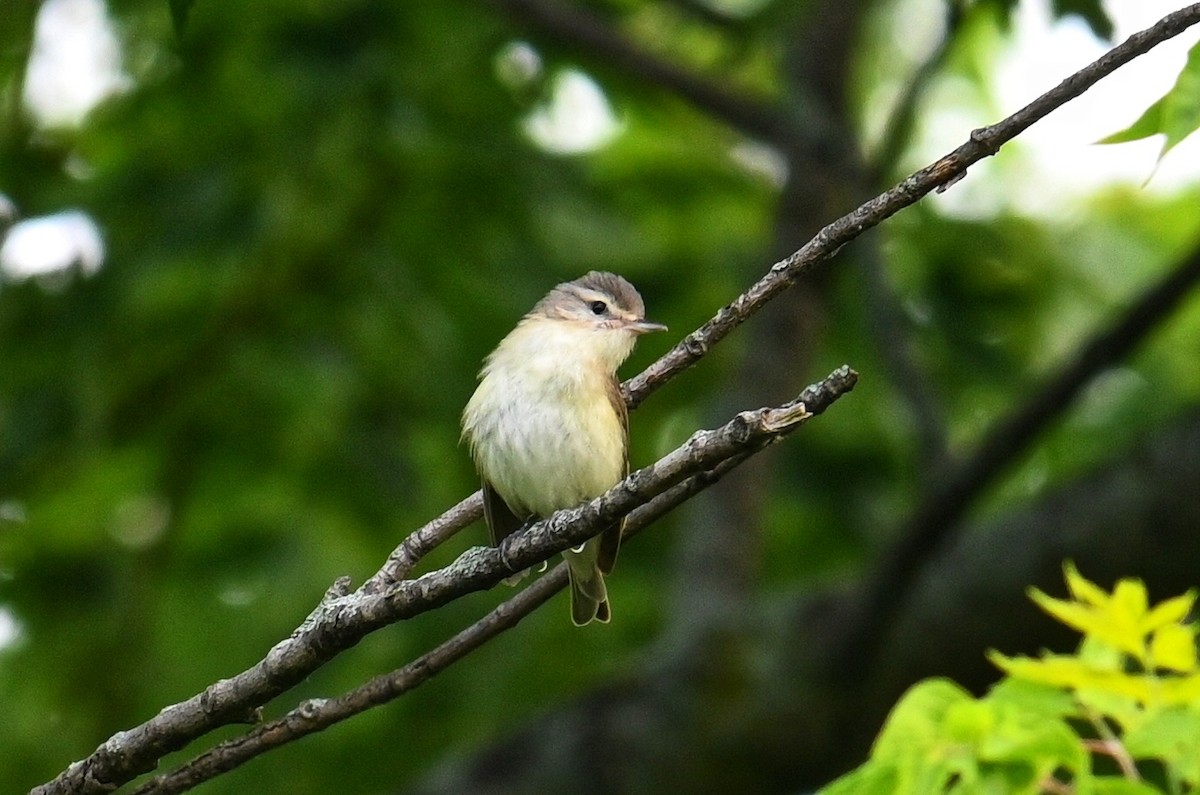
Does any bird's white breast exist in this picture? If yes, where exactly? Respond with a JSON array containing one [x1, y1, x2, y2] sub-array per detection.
[[462, 320, 628, 517]]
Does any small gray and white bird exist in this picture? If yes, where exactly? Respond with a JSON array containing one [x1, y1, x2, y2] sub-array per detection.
[[461, 272, 667, 625]]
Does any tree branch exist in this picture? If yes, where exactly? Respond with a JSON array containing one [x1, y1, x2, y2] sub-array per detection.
[[361, 492, 482, 593], [33, 368, 856, 795], [855, 1, 965, 470], [32, 3, 1200, 791], [625, 1, 1200, 409], [130, 410, 803, 794], [482, 0, 803, 149], [131, 570, 565, 795], [836, 240, 1200, 678], [405, 410, 1200, 793]]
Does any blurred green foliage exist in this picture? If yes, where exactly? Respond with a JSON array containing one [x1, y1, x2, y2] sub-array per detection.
[[1, 0, 1199, 792]]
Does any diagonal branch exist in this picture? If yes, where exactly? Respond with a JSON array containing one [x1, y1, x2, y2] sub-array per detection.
[[131, 569, 566, 795], [33, 368, 856, 795], [856, 1, 966, 471], [836, 241, 1200, 678], [131, 420, 792, 794], [625, 2, 1200, 409], [482, 0, 803, 148]]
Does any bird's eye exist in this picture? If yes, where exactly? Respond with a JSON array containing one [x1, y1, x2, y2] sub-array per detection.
[[589, 300, 607, 315]]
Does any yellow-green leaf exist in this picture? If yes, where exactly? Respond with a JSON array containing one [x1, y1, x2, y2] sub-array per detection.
[[1141, 591, 1197, 634], [1124, 706, 1200, 787], [990, 651, 1164, 705], [872, 679, 972, 759], [1161, 674, 1200, 704], [1029, 589, 1097, 634], [1109, 580, 1151, 659], [1064, 560, 1110, 607], [1030, 586, 1145, 659], [1150, 623, 1198, 673], [1112, 580, 1149, 623]]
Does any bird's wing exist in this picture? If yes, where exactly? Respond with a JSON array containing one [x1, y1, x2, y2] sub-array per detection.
[[597, 379, 628, 575], [482, 480, 527, 547]]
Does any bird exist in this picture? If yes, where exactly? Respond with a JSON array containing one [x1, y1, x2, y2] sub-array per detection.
[[461, 271, 667, 625]]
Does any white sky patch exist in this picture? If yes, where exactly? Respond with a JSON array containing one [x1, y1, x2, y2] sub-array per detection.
[[23, 0, 129, 129], [217, 581, 261, 608], [0, 606, 23, 653], [995, 1, 1200, 188], [0, 194, 16, 224], [703, 0, 775, 19], [0, 501, 27, 523], [0, 210, 105, 281], [729, 140, 790, 189], [927, 0, 1200, 217], [495, 40, 543, 91], [524, 69, 621, 155]]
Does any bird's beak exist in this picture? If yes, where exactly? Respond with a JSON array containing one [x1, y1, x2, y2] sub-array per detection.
[[627, 319, 668, 335]]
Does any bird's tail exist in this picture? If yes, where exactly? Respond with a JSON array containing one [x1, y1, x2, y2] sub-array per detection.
[[564, 546, 610, 626]]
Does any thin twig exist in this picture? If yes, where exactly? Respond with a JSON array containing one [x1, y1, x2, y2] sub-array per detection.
[[131, 570, 566, 795], [483, 0, 803, 149], [1081, 704, 1141, 780], [1083, 739, 1141, 781], [361, 493, 482, 593]]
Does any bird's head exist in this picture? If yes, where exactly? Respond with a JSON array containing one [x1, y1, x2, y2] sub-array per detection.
[[497, 271, 667, 374], [535, 270, 667, 334]]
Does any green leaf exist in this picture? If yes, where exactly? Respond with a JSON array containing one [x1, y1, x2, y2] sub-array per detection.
[[818, 764, 897, 795], [1161, 41, 1200, 155], [1073, 686, 1143, 733], [944, 698, 996, 747], [1098, 96, 1165, 145], [1078, 636, 1126, 672], [987, 678, 1078, 720], [975, 703, 1082, 770], [872, 679, 973, 760], [1098, 40, 1200, 164], [1124, 706, 1200, 786], [1091, 778, 1173, 795]]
